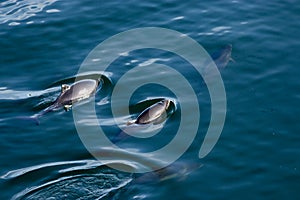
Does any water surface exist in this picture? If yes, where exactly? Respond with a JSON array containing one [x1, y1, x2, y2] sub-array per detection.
[[0, 0, 299, 199]]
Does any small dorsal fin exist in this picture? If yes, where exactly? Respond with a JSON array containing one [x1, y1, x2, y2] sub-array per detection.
[[61, 84, 70, 93]]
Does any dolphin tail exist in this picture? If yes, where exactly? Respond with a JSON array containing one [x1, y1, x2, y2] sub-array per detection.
[[12, 104, 56, 126]]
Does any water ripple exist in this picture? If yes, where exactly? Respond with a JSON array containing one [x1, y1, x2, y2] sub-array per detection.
[[0, 0, 58, 25], [2, 160, 133, 200], [0, 87, 59, 100], [12, 173, 132, 200]]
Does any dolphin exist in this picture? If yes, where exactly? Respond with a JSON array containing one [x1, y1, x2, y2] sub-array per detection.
[[24, 79, 100, 124], [40, 79, 100, 113], [211, 44, 234, 69], [127, 99, 172, 125], [111, 99, 174, 143], [133, 161, 203, 184]]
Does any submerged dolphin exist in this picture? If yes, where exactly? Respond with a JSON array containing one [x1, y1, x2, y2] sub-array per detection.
[[211, 44, 234, 69], [201, 44, 233, 79], [127, 99, 172, 125], [134, 161, 203, 184], [26, 79, 100, 124]]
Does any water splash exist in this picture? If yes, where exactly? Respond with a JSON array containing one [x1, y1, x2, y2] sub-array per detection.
[[0, 0, 59, 25]]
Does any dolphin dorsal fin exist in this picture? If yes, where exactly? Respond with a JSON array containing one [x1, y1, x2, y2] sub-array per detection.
[[61, 84, 70, 93]]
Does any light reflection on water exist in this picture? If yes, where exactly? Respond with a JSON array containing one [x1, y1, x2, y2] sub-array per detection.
[[0, 0, 59, 25]]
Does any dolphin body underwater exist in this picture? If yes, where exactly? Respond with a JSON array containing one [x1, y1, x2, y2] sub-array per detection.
[[27, 79, 100, 124], [133, 161, 203, 184], [211, 44, 234, 69]]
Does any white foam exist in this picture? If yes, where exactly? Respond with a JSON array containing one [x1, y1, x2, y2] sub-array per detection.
[[119, 51, 129, 56], [138, 58, 170, 67], [171, 16, 184, 21], [211, 26, 232, 32], [8, 21, 20, 26], [198, 32, 214, 36], [130, 59, 139, 63], [92, 58, 101, 62], [46, 9, 60, 13]]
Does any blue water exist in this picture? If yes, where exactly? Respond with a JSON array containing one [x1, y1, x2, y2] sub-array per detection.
[[0, 0, 299, 199]]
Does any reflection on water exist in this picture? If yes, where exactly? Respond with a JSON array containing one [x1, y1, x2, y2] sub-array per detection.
[[0, 0, 59, 25]]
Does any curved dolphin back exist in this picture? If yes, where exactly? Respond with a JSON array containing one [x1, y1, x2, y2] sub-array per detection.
[[55, 79, 98, 109], [136, 99, 170, 124]]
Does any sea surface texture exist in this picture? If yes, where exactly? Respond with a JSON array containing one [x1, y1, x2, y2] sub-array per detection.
[[0, 0, 299, 199]]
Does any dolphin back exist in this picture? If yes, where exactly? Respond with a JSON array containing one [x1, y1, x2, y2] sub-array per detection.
[[56, 79, 98, 107], [136, 100, 170, 124]]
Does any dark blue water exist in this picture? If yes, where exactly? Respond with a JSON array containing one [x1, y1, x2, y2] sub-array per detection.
[[0, 0, 299, 199]]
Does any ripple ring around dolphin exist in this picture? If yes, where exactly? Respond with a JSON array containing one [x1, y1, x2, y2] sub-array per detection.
[[73, 27, 227, 173]]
